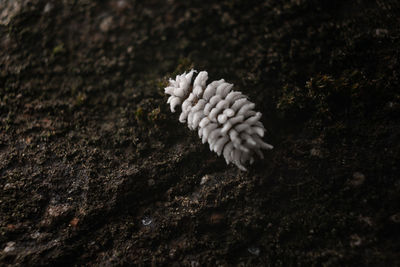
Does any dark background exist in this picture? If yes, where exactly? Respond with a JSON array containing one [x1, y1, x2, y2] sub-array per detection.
[[1, 0, 399, 265]]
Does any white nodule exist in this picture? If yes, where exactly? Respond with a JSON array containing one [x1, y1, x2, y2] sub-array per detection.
[[164, 70, 273, 170]]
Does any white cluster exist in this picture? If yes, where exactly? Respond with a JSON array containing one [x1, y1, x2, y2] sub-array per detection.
[[165, 70, 273, 171]]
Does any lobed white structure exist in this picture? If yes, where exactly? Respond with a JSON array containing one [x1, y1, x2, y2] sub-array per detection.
[[165, 70, 273, 171]]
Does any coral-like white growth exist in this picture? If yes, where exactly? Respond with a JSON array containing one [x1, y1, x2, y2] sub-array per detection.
[[165, 70, 273, 171]]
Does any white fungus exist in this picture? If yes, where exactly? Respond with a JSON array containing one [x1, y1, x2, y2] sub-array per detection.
[[165, 70, 273, 171]]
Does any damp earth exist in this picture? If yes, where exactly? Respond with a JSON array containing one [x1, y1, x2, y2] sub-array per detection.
[[1, 0, 399, 265]]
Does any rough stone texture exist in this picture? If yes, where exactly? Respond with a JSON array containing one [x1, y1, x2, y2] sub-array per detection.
[[0, 0, 399, 265]]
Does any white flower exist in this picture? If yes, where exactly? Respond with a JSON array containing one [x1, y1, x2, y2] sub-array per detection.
[[165, 70, 273, 171]]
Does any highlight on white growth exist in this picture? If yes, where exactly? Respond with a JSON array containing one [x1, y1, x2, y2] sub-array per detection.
[[165, 70, 273, 171]]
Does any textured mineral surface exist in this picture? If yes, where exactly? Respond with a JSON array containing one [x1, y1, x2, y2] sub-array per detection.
[[1, 0, 399, 265]]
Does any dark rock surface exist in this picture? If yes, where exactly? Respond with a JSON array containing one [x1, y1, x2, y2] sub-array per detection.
[[1, 0, 399, 265]]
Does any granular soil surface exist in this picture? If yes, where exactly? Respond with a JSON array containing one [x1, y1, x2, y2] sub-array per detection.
[[0, 0, 399, 265]]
